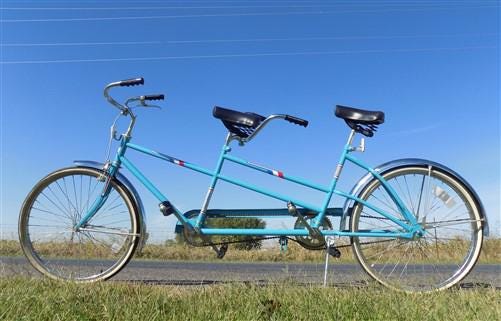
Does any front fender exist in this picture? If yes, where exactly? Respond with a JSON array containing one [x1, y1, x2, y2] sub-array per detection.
[[73, 160, 148, 251], [339, 158, 489, 236]]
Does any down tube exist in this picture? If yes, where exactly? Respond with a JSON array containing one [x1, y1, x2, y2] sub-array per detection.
[[119, 156, 190, 226]]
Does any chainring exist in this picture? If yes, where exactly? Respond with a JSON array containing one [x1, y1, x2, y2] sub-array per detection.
[[183, 225, 208, 247], [294, 216, 333, 250]]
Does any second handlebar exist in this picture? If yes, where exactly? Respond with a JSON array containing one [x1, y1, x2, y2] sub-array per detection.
[[284, 115, 309, 127], [143, 94, 165, 101], [119, 77, 144, 87]]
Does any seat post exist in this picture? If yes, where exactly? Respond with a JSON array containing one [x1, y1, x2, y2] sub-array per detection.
[[346, 129, 356, 146], [225, 132, 235, 145], [333, 129, 357, 182]]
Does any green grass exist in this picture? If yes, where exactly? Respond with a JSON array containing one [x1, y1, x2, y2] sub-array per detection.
[[0, 277, 499, 321], [2, 238, 500, 264]]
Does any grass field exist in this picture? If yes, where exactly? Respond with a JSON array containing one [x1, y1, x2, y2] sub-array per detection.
[[2, 238, 500, 263], [0, 277, 499, 321]]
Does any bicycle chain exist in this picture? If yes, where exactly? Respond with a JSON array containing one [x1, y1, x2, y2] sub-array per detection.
[[184, 234, 281, 248], [184, 233, 394, 251]]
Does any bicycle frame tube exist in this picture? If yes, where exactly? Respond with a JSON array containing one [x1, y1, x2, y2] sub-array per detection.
[[77, 133, 417, 238], [343, 154, 419, 226], [125, 142, 324, 213], [311, 139, 416, 231]]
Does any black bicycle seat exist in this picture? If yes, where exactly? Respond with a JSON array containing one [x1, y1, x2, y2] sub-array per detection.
[[213, 106, 265, 138], [335, 105, 385, 125], [335, 105, 385, 137]]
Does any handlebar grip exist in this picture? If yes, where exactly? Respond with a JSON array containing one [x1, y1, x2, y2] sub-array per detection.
[[119, 78, 144, 87], [144, 94, 165, 101], [285, 115, 309, 127]]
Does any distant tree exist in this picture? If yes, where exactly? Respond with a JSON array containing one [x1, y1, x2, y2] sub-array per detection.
[[176, 217, 266, 250], [208, 217, 266, 250]]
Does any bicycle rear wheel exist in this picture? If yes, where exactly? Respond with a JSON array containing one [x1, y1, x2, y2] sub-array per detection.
[[350, 165, 483, 292], [19, 167, 140, 282]]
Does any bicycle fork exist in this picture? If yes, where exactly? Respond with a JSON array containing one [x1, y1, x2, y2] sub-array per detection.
[[74, 166, 114, 230]]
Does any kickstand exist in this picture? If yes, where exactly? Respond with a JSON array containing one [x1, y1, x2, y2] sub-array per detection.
[[323, 236, 337, 287]]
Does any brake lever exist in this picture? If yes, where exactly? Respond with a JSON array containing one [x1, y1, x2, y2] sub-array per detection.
[[143, 104, 162, 109], [125, 94, 164, 110], [131, 102, 162, 110], [139, 97, 162, 109]]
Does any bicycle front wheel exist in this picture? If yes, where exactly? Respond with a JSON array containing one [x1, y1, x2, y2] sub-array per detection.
[[19, 167, 140, 282], [350, 165, 483, 292]]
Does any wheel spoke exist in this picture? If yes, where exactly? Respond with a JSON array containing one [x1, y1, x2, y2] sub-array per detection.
[[20, 168, 138, 282], [41, 189, 73, 221], [415, 174, 426, 220], [351, 166, 483, 292], [402, 175, 416, 215], [31, 206, 71, 221], [80, 226, 138, 237], [424, 218, 483, 229]]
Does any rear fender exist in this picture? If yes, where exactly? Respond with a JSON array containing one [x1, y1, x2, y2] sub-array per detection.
[[340, 158, 489, 236]]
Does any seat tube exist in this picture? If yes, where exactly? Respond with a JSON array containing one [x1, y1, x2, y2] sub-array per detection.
[[194, 143, 229, 229], [333, 130, 356, 186], [313, 130, 355, 227]]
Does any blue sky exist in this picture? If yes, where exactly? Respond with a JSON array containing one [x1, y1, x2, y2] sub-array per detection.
[[1, 1, 499, 241]]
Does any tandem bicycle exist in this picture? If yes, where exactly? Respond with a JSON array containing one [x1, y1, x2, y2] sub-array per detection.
[[19, 78, 488, 292]]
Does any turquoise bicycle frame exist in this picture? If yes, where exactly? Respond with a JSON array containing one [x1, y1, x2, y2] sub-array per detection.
[[76, 129, 423, 240]]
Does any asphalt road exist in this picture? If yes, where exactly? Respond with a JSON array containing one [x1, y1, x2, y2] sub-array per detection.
[[1, 256, 499, 289]]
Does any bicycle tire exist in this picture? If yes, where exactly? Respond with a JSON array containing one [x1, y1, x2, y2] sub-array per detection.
[[19, 167, 140, 282], [350, 165, 483, 292]]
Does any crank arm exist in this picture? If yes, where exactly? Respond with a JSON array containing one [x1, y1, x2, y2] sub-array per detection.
[[288, 202, 323, 240]]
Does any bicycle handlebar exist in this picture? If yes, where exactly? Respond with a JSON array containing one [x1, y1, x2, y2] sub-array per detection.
[[119, 78, 144, 87], [104, 77, 146, 114], [284, 115, 308, 127], [240, 113, 308, 144], [143, 94, 165, 101]]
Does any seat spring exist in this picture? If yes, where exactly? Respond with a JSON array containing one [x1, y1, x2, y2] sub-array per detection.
[[347, 121, 378, 137], [233, 125, 255, 136]]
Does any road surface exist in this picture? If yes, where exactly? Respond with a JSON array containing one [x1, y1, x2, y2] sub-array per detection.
[[1, 256, 499, 289]]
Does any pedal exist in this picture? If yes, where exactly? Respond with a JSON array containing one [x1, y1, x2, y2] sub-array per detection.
[[279, 236, 288, 252], [159, 201, 174, 216], [328, 245, 341, 258], [216, 244, 228, 259]]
